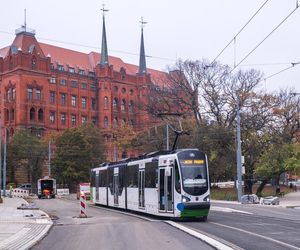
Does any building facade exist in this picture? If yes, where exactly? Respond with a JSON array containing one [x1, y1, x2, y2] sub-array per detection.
[[0, 17, 168, 161]]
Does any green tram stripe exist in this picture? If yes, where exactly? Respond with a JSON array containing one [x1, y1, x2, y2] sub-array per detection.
[[180, 209, 209, 218]]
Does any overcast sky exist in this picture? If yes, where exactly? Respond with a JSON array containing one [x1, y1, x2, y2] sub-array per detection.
[[0, 0, 299, 93]]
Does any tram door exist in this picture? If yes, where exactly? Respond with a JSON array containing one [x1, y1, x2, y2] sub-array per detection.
[[95, 173, 99, 201], [138, 169, 145, 208], [158, 166, 174, 212], [113, 174, 119, 205]]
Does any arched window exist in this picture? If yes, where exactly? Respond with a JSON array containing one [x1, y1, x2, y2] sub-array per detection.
[[113, 98, 118, 110], [129, 100, 134, 112], [38, 109, 44, 121], [121, 99, 126, 111], [113, 117, 118, 128], [104, 116, 108, 128], [104, 96, 108, 109], [32, 56, 37, 69], [11, 108, 15, 120], [30, 107, 35, 121], [5, 109, 9, 121]]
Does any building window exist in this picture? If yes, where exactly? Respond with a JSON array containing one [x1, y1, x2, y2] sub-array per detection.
[[90, 83, 96, 92], [11, 109, 15, 120], [31, 56, 36, 69], [92, 98, 96, 110], [61, 113, 66, 125], [104, 96, 108, 109], [71, 81, 77, 88], [12, 88, 15, 100], [79, 69, 85, 76], [27, 88, 33, 100], [82, 115, 87, 124], [38, 109, 43, 121], [60, 79, 66, 86], [113, 117, 118, 128], [50, 91, 55, 104], [129, 89, 134, 95], [5, 109, 9, 121], [36, 89, 41, 100], [58, 65, 65, 71], [81, 83, 87, 89], [61, 93, 66, 105], [71, 95, 76, 107], [92, 117, 97, 125], [50, 77, 56, 84], [122, 88, 126, 93], [6, 89, 10, 101], [72, 114, 76, 126], [81, 97, 87, 109], [30, 107, 35, 121], [50, 64, 55, 70], [69, 67, 75, 73], [113, 98, 118, 110], [121, 99, 126, 111], [104, 116, 108, 128], [114, 86, 118, 92], [129, 100, 134, 112], [50, 111, 55, 124]]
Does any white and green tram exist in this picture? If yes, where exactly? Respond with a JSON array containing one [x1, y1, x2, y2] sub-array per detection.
[[91, 148, 210, 220]]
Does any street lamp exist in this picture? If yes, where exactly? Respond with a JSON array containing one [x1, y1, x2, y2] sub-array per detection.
[[236, 95, 243, 202]]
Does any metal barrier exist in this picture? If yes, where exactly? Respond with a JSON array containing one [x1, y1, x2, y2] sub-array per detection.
[[11, 188, 29, 198]]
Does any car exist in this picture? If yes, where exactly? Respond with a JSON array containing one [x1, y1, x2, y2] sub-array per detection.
[[260, 196, 280, 205], [17, 183, 32, 193], [241, 194, 259, 204]]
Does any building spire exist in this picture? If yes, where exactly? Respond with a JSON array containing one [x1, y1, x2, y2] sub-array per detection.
[[138, 17, 147, 75], [100, 4, 109, 67]]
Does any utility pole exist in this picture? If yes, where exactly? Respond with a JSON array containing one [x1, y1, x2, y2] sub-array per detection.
[[236, 97, 243, 202], [0, 114, 2, 200], [166, 124, 169, 150], [3, 128, 7, 196], [48, 140, 51, 177]]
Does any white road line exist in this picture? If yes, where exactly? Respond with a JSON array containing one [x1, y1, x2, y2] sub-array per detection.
[[211, 206, 253, 215], [211, 222, 300, 250], [166, 221, 235, 250]]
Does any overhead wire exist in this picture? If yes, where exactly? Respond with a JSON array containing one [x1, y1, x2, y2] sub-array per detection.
[[231, 4, 300, 73], [211, 0, 271, 64]]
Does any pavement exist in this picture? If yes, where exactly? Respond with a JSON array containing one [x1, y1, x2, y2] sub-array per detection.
[[0, 197, 52, 250], [0, 190, 299, 250]]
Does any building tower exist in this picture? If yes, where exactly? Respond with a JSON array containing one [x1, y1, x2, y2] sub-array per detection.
[[138, 17, 147, 75], [100, 5, 109, 67]]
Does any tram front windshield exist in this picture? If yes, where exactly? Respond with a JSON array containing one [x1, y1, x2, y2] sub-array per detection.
[[178, 150, 208, 196]]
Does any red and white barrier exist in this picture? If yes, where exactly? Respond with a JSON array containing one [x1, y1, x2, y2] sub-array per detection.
[[79, 193, 87, 218], [11, 188, 29, 198]]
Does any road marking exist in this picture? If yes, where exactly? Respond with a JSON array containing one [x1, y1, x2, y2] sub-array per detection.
[[211, 206, 253, 215], [166, 221, 235, 250], [211, 222, 300, 250]]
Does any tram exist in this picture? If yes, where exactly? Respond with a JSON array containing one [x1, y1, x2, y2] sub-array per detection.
[[91, 148, 210, 220]]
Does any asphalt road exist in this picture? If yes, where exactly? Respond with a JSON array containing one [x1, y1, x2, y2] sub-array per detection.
[[31, 197, 214, 250], [179, 202, 300, 250]]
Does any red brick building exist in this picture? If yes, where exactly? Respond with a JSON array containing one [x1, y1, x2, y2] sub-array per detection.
[[0, 16, 169, 161]]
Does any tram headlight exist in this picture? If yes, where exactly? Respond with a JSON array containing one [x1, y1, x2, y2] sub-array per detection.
[[181, 195, 191, 203], [204, 195, 210, 202]]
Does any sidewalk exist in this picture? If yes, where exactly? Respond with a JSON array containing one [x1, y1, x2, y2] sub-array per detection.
[[0, 197, 52, 250], [278, 190, 300, 208]]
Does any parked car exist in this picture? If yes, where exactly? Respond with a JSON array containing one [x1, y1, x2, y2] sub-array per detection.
[[241, 194, 259, 204], [17, 183, 32, 193], [260, 196, 280, 205]]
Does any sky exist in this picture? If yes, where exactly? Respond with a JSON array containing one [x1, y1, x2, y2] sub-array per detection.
[[0, 0, 299, 93]]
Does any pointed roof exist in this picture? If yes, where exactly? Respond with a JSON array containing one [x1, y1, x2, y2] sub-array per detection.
[[138, 27, 147, 75], [100, 15, 109, 67]]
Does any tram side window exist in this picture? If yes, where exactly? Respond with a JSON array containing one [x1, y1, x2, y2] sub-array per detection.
[[99, 170, 107, 187], [119, 167, 125, 195], [108, 168, 114, 194], [175, 160, 181, 193], [145, 162, 158, 188], [127, 165, 138, 187], [91, 171, 96, 187]]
